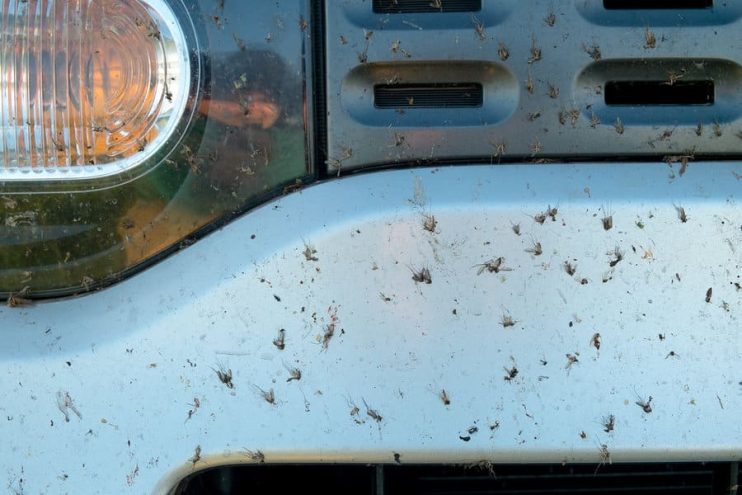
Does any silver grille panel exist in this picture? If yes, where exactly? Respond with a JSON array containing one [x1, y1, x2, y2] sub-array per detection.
[[325, 0, 742, 172]]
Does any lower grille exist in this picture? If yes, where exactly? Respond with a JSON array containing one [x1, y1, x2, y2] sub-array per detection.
[[172, 462, 739, 495]]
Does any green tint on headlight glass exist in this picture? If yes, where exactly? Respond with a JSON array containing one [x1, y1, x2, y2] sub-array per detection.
[[0, 0, 313, 297]]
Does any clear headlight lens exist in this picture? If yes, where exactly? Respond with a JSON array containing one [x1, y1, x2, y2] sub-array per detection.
[[0, 1, 312, 297], [1, 0, 189, 181]]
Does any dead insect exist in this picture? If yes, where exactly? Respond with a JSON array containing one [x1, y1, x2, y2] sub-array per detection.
[[695, 122, 703, 136], [476, 257, 510, 275], [591, 332, 602, 351], [322, 321, 335, 349], [583, 43, 601, 61], [546, 205, 558, 221], [662, 70, 684, 86], [186, 397, 201, 421], [286, 366, 302, 382], [679, 156, 690, 177], [439, 389, 451, 406], [363, 399, 383, 422], [527, 111, 542, 121], [614, 117, 624, 134], [467, 460, 496, 477], [6, 291, 32, 308], [501, 313, 516, 328], [665, 154, 692, 177], [245, 449, 265, 463], [644, 27, 656, 48], [422, 214, 437, 233], [273, 329, 286, 350], [302, 243, 318, 261], [349, 398, 361, 418], [533, 211, 547, 224], [525, 241, 543, 256], [590, 113, 601, 128], [608, 247, 624, 268], [390, 39, 411, 58], [257, 386, 276, 405], [472, 16, 486, 41], [564, 261, 577, 276], [561, 108, 579, 127], [544, 10, 556, 26], [713, 121, 723, 137], [190, 445, 202, 466], [528, 37, 541, 63], [705, 287, 712, 303], [665, 351, 679, 359], [602, 414, 615, 433], [565, 353, 579, 369], [497, 42, 510, 61], [490, 140, 506, 162], [511, 222, 521, 236], [602, 213, 613, 231], [411, 266, 433, 284], [674, 204, 688, 223], [394, 452, 402, 464], [548, 83, 559, 99], [56, 390, 82, 422], [214, 367, 234, 389], [525, 73, 535, 94], [530, 137, 543, 155], [596, 444, 611, 473], [635, 395, 653, 413], [504, 365, 519, 381], [580, 431, 588, 439]]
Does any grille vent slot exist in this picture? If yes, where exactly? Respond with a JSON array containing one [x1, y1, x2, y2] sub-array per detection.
[[374, 83, 483, 108], [385, 463, 724, 495], [372, 0, 481, 14], [172, 462, 738, 495], [603, 0, 712, 9], [605, 80, 714, 106]]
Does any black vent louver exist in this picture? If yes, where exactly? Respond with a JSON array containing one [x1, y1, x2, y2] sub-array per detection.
[[173, 462, 739, 495], [375, 83, 483, 108], [603, 0, 712, 9], [373, 0, 481, 14]]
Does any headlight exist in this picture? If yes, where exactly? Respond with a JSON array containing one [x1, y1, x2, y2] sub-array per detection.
[[0, 0, 313, 297], [1, 0, 190, 183]]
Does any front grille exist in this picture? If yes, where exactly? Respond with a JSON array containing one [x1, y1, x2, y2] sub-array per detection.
[[172, 462, 739, 495], [324, 0, 742, 173]]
